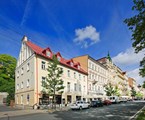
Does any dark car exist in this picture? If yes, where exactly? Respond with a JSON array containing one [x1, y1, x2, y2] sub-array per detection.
[[90, 100, 103, 107], [103, 100, 112, 105]]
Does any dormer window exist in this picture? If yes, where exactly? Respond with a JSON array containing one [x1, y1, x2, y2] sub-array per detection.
[[78, 65, 80, 69], [70, 62, 73, 67], [46, 51, 51, 57], [57, 56, 61, 61]]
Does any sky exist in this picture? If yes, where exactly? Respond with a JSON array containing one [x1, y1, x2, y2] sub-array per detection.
[[0, 0, 144, 84]]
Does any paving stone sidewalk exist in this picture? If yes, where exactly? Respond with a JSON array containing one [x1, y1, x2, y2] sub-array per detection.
[[0, 106, 70, 118]]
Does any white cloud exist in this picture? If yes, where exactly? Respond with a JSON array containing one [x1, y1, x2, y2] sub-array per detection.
[[73, 25, 100, 48], [127, 68, 144, 85], [112, 47, 144, 66]]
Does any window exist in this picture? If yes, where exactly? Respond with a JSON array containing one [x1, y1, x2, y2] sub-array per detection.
[[70, 62, 73, 67], [21, 82, 23, 89], [89, 73, 91, 79], [57, 56, 61, 61], [67, 70, 70, 77], [74, 83, 77, 91], [89, 84, 91, 90], [84, 86, 85, 91], [74, 72, 76, 79], [27, 63, 30, 71], [42, 77, 46, 86], [78, 65, 80, 69], [79, 84, 81, 92], [41, 61, 45, 70], [17, 71, 19, 78], [83, 76, 85, 81], [27, 79, 30, 87], [67, 82, 70, 92], [46, 51, 51, 57], [79, 74, 81, 80], [21, 67, 24, 75], [17, 84, 19, 90], [21, 95, 23, 104], [27, 94, 30, 104], [17, 96, 18, 104], [92, 74, 94, 79], [89, 62, 91, 68], [92, 64, 94, 70]]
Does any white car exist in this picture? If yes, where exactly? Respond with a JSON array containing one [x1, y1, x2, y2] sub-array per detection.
[[70, 101, 90, 110], [108, 96, 121, 103]]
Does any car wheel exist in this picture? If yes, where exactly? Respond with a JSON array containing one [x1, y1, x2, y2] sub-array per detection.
[[79, 106, 82, 110]]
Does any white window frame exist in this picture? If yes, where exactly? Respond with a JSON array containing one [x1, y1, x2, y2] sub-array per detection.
[[41, 61, 46, 70], [27, 63, 30, 72], [27, 79, 30, 88]]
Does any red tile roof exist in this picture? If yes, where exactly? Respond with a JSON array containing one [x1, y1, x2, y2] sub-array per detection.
[[26, 40, 87, 75]]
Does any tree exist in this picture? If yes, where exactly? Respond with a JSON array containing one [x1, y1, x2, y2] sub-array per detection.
[[113, 85, 121, 97], [124, 0, 145, 77], [131, 87, 137, 98], [142, 81, 145, 88], [104, 83, 115, 96], [136, 91, 143, 98], [42, 55, 65, 108], [104, 83, 121, 96], [0, 54, 16, 105]]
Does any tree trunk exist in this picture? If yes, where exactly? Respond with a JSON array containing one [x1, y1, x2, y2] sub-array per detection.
[[53, 88, 56, 109]]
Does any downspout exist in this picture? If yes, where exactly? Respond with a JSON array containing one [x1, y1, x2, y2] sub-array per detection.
[[36, 54, 38, 104]]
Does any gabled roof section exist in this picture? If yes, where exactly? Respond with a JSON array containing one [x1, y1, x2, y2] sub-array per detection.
[[55, 52, 62, 57], [42, 47, 52, 54], [25, 40, 87, 75]]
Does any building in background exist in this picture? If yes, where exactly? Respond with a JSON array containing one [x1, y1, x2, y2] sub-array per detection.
[[0, 92, 8, 104], [97, 53, 130, 97], [73, 55, 108, 100], [15, 36, 88, 106]]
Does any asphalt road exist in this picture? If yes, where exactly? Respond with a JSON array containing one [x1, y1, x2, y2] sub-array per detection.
[[0, 102, 145, 120]]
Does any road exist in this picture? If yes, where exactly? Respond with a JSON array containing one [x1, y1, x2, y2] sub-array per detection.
[[0, 102, 145, 120]]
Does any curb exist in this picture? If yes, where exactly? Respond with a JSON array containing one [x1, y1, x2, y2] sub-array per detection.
[[129, 105, 145, 120]]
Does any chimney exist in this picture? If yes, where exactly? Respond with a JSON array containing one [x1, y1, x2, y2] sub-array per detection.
[[22, 35, 28, 42]]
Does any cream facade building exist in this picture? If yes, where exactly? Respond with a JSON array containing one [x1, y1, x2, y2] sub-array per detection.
[[73, 55, 108, 100], [97, 56, 130, 97], [15, 36, 88, 106]]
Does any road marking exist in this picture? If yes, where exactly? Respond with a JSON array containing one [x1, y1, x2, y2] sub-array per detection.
[[129, 105, 145, 120]]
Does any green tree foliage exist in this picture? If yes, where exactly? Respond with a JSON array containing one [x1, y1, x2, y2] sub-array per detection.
[[131, 87, 137, 97], [113, 86, 121, 97], [42, 55, 65, 108], [136, 91, 143, 98], [124, 0, 145, 77], [104, 83, 121, 96], [0, 54, 16, 105], [142, 81, 145, 88]]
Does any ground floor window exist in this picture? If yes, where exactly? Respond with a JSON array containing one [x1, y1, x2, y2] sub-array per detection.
[[27, 94, 30, 105], [21, 95, 23, 104], [76, 96, 81, 101], [67, 95, 72, 104]]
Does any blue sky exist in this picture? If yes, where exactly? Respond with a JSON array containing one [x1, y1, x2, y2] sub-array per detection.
[[0, 0, 144, 84]]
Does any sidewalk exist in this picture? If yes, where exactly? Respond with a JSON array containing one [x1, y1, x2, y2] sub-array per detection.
[[0, 105, 70, 118]]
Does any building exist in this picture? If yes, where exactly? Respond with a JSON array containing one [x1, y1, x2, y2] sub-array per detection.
[[73, 55, 108, 100], [15, 36, 88, 106], [97, 54, 130, 97], [0, 92, 8, 104]]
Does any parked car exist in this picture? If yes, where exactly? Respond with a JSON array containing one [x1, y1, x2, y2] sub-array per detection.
[[103, 100, 112, 105], [90, 100, 103, 107], [108, 96, 121, 103], [70, 101, 90, 110], [120, 96, 128, 103]]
